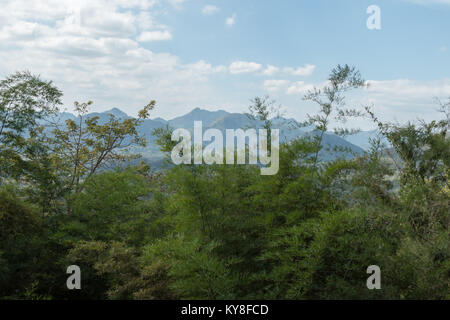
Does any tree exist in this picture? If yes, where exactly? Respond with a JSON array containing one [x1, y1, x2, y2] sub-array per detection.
[[1, 66, 448, 300], [303, 64, 366, 167], [365, 98, 449, 237], [51, 100, 155, 194], [0, 71, 62, 181], [60, 168, 163, 245], [0, 186, 47, 298]]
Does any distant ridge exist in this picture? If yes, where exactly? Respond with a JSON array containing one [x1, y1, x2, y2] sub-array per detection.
[[103, 108, 129, 118], [47, 107, 384, 166], [168, 108, 229, 128]]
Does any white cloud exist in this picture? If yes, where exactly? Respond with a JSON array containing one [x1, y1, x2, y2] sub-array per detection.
[[258, 76, 450, 129], [355, 78, 450, 126], [0, 0, 157, 22], [0, 0, 229, 118], [1, 0, 446, 124], [263, 80, 290, 92], [229, 61, 262, 74], [226, 13, 237, 27], [366, 79, 450, 98], [0, 21, 53, 40], [185, 60, 227, 74], [168, 0, 185, 9], [137, 30, 172, 41], [282, 78, 450, 105], [228, 61, 315, 77], [262, 65, 280, 76], [284, 64, 316, 76], [0, 0, 319, 119], [286, 81, 316, 95], [202, 5, 219, 15]]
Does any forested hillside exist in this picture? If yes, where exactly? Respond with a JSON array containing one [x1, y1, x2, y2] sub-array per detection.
[[0, 66, 448, 300]]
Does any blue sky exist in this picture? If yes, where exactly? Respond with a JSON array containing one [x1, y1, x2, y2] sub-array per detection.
[[0, 0, 449, 129], [156, 0, 449, 80]]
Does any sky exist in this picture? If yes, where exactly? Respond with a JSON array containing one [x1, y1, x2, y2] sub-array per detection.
[[0, 0, 449, 129]]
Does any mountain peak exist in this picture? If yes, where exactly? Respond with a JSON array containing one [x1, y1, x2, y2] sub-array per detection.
[[153, 117, 167, 123], [168, 108, 230, 128], [103, 108, 128, 118], [188, 107, 228, 115], [189, 107, 215, 115]]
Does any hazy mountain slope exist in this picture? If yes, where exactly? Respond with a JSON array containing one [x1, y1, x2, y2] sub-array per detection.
[[345, 130, 389, 150], [44, 107, 367, 166], [306, 131, 364, 160], [170, 111, 363, 160], [168, 108, 229, 128]]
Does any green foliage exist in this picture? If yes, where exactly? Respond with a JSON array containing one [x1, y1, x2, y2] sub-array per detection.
[[293, 210, 404, 299], [303, 64, 367, 167], [57, 169, 165, 246], [0, 71, 62, 181], [0, 187, 48, 298], [51, 101, 153, 194], [141, 236, 240, 299], [153, 124, 177, 153], [0, 69, 448, 300]]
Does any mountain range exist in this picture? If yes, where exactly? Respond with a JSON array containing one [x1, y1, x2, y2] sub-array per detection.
[[47, 107, 385, 167]]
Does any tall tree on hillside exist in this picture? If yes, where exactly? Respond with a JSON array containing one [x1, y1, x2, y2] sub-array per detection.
[[0, 71, 62, 181], [303, 64, 366, 167], [51, 100, 155, 194]]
